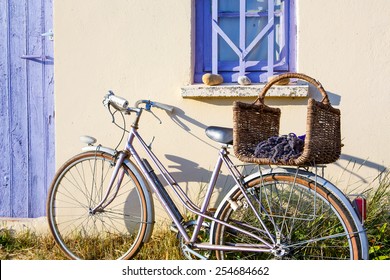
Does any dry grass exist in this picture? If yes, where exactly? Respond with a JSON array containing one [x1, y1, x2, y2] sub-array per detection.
[[1, 171, 389, 260], [0, 225, 181, 260], [0, 229, 64, 260]]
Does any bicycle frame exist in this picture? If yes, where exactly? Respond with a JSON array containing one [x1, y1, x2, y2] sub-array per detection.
[[93, 107, 275, 254], [48, 95, 369, 260]]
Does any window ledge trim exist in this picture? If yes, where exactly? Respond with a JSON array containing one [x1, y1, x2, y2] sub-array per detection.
[[181, 83, 309, 98]]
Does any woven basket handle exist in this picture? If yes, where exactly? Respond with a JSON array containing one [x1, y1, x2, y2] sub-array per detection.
[[256, 73, 330, 105]]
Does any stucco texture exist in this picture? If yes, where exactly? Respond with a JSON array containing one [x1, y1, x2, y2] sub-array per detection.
[[54, 0, 390, 219]]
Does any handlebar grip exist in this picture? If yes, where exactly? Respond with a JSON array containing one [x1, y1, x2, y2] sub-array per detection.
[[108, 92, 129, 110], [152, 101, 174, 113]]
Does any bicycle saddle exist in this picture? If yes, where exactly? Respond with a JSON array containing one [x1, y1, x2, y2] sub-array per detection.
[[205, 126, 233, 145]]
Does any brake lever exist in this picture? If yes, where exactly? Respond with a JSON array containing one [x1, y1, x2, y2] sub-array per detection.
[[107, 104, 116, 123]]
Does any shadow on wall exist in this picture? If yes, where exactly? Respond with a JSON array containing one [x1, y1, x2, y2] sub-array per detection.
[[168, 107, 217, 150], [160, 90, 385, 196], [165, 104, 237, 188], [334, 154, 388, 185], [162, 154, 260, 211], [159, 151, 389, 215], [308, 85, 341, 106]]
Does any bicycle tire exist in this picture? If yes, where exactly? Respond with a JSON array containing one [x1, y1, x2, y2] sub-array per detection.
[[47, 152, 148, 260], [212, 172, 365, 260]]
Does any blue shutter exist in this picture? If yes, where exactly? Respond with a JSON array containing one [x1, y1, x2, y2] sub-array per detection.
[[0, 0, 54, 218], [195, 0, 292, 83]]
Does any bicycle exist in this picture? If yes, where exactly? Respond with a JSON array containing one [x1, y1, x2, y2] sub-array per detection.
[[46, 91, 369, 260]]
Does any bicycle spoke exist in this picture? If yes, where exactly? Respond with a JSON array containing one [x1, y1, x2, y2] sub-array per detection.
[[48, 153, 147, 259], [214, 173, 363, 260]]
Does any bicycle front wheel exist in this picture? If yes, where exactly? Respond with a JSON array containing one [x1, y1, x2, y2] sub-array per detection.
[[47, 152, 148, 260], [213, 173, 365, 260]]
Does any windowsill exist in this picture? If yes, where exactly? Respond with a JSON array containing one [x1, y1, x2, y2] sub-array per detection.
[[181, 82, 309, 98]]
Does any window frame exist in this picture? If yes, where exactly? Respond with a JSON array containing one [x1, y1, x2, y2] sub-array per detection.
[[194, 0, 296, 83]]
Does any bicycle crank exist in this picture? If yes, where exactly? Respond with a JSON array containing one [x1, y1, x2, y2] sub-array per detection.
[[177, 220, 212, 260]]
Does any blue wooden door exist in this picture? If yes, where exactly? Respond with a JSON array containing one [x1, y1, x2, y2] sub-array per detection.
[[0, 0, 54, 218]]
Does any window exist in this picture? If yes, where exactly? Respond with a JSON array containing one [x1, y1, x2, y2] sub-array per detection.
[[195, 0, 295, 83]]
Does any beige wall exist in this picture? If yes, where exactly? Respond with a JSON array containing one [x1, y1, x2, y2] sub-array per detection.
[[298, 0, 390, 189], [54, 0, 390, 218]]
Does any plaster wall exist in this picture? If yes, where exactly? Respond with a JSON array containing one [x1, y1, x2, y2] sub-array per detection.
[[54, 0, 390, 221]]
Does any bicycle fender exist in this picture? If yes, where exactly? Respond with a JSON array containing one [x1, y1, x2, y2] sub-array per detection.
[[81, 145, 155, 243]]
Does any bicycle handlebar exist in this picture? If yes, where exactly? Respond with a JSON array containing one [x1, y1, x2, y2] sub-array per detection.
[[106, 91, 129, 110], [150, 101, 174, 113], [104, 91, 174, 113]]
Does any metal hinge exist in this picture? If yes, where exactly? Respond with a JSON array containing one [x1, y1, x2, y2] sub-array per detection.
[[41, 29, 54, 41]]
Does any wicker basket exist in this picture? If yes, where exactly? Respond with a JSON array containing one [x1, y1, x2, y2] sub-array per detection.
[[233, 73, 341, 166]]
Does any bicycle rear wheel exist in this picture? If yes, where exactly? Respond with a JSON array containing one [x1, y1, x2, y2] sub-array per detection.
[[47, 152, 148, 259], [213, 173, 365, 260]]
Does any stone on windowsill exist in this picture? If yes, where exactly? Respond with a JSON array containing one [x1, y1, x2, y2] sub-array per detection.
[[202, 73, 224, 86]]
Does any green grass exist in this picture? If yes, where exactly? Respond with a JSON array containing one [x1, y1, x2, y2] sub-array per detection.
[[1, 171, 389, 260], [364, 171, 390, 260]]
